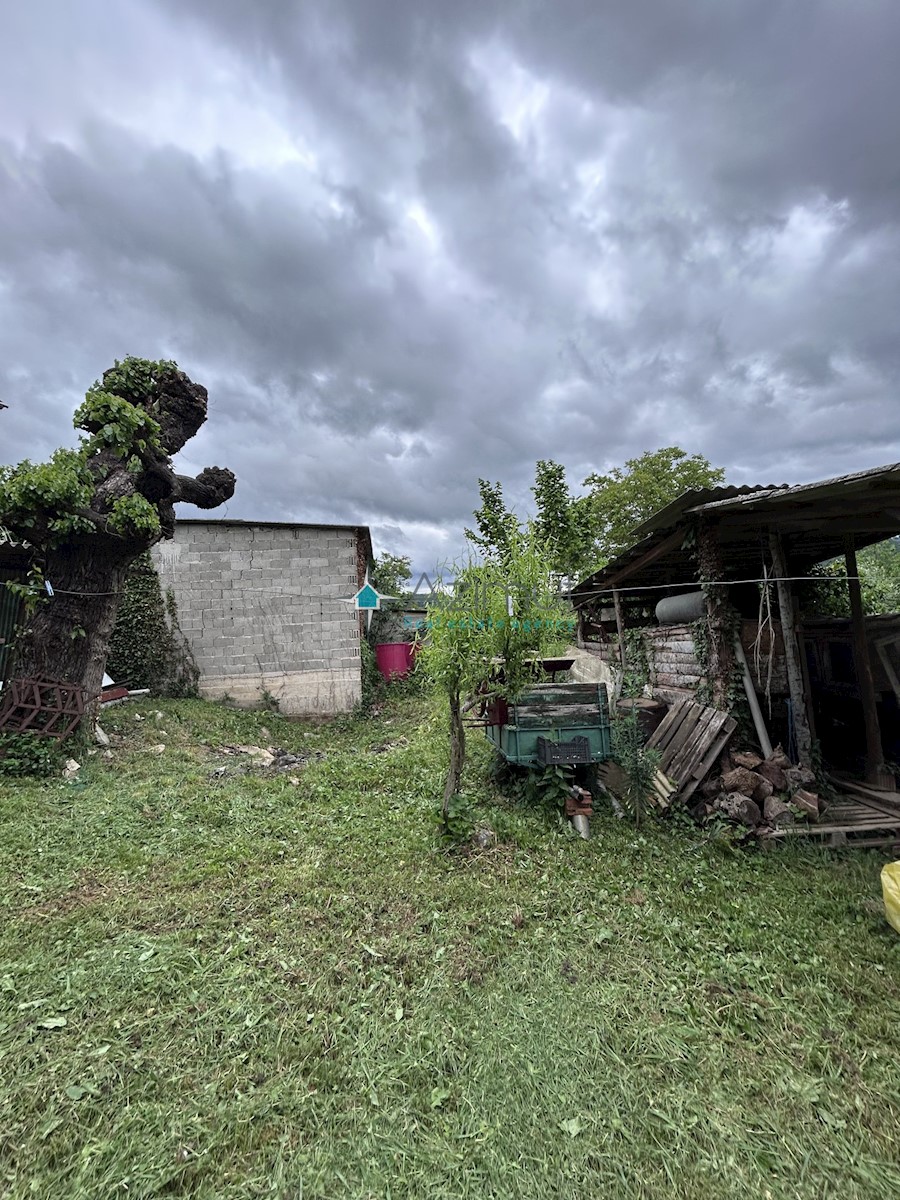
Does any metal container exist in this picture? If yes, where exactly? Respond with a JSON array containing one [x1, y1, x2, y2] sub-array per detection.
[[655, 591, 706, 625]]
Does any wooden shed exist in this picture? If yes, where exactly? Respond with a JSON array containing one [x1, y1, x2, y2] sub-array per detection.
[[572, 463, 900, 794]]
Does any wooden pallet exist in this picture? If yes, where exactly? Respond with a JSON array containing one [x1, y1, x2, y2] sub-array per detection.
[[828, 776, 900, 817], [645, 699, 737, 807], [765, 798, 900, 848]]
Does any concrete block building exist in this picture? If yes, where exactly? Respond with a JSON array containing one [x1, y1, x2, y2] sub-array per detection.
[[152, 519, 372, 715]]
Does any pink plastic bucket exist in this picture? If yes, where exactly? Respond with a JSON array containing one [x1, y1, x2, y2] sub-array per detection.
[[375, 642, 415, 681]]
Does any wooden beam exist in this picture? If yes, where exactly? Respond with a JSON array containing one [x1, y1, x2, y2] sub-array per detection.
[[844, 536, 890, 787], [598, 527, 688, 591], [612, 588, 627, 675], [794, 594, 817, 744], [769, 530, 812, 766]]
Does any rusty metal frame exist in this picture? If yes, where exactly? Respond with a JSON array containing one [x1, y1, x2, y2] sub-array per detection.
[[0, 677, 88, 740]]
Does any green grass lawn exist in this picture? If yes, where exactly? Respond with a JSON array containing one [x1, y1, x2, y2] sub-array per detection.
[[1, 690, 899, 1200]]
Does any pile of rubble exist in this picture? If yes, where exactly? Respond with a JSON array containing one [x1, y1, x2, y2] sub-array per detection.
[[696, 745, 820, 831], [211, 743, 326, 781]]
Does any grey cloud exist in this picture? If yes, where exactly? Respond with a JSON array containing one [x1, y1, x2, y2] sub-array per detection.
[[3, 0, 900, 575]]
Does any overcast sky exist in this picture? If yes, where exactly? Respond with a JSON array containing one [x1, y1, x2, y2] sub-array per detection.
[[2, 1, 899, 572]]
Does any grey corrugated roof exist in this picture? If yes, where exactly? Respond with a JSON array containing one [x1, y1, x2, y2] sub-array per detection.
[[688, 462, 900, 516], [633, 483, 785, 538], [573, 460, 900, 603]]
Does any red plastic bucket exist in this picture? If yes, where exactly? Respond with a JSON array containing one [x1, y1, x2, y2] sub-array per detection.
[[375, 642, 415, 681]]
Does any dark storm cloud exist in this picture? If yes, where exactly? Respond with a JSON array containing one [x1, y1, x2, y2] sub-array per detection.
[[3, 0, 900, 571]]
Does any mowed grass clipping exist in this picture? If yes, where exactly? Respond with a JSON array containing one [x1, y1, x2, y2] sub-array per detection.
[[1, 690, 899, 1199]]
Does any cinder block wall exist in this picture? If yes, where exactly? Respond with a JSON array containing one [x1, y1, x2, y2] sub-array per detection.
[[152, 521, 364, 714]]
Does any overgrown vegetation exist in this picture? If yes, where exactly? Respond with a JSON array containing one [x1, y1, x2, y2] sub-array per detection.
[[0, 730, 62, 778], [505, 761, 577, 818], [1, 691, 898, 1198], [621, 627, 651, 698], [799, 538, 900, 617], [611, 707, 661, 827], [107, 553, 199, 696]]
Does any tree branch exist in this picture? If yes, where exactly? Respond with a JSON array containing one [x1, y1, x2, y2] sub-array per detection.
[[74, 507, 110, 532], [173, 467, 236, 509]]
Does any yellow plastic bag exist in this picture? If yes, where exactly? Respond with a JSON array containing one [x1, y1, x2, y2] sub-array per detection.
[[882, 862, 900, 935]]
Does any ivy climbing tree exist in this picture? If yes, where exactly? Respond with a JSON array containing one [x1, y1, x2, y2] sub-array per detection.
[[0, 357, 235, 703], [107, 552, 200, 696]]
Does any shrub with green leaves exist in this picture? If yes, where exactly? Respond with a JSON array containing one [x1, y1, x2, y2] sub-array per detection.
[[611, 707, 661, 827], [0, 731, 61, 778], [418, 527, 574, 827]]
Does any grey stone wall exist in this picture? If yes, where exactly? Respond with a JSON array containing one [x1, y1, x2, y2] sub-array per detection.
[[152, 521, 364, 714]]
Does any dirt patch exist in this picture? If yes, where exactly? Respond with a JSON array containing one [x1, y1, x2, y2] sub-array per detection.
[[560, 959, 579, 985], [369, 738, 410, 754], [209, 745, 327, 780], [450, 940, 496, 988], [19, 874, 112, 921]]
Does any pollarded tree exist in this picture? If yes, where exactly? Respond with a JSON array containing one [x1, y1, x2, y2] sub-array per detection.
[[0, 357, 235, 703]]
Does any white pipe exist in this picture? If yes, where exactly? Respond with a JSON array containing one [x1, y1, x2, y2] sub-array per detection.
[[733, 637, 773, 758], [571, 814, 590, 839]]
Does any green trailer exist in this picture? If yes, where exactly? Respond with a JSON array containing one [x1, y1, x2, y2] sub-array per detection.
[[484, 681, 611, 768]]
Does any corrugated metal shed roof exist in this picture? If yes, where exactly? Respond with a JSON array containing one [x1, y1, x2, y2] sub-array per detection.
[[633, 483, 784, 538], [573, 461, 900, 605], [688, 462, 900, 516]]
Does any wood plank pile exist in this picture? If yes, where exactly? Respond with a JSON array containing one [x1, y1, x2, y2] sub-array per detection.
[[764, 798, 900, 849], [645, 700, 737, 807], [645, 627, 705, 692], [597, 695, 900, 846]]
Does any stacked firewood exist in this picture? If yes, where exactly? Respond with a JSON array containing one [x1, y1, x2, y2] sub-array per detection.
[[695, 745, 821, 830]]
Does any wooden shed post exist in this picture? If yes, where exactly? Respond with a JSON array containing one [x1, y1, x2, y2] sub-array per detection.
[[696, 519, 734, 709], [769, 531, 812, 766], [612, 588, 627, 674], [844, 536, 888, 786]]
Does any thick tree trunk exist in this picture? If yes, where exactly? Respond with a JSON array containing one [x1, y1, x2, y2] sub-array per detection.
[[3, 361, 235, 711], [12, 537, 133, 708], [442, 690, 467, 822]]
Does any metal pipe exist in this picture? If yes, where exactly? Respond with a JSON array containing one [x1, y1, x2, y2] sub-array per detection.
[[733, 637, 773, 758]]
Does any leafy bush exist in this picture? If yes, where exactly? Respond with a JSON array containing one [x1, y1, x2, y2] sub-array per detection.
[[357, 640, 385, 715], [516, 763, 575, 813], [0, 731, 61, 778], [798, 538, 900, 617], [441, 792, 477, 842]]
